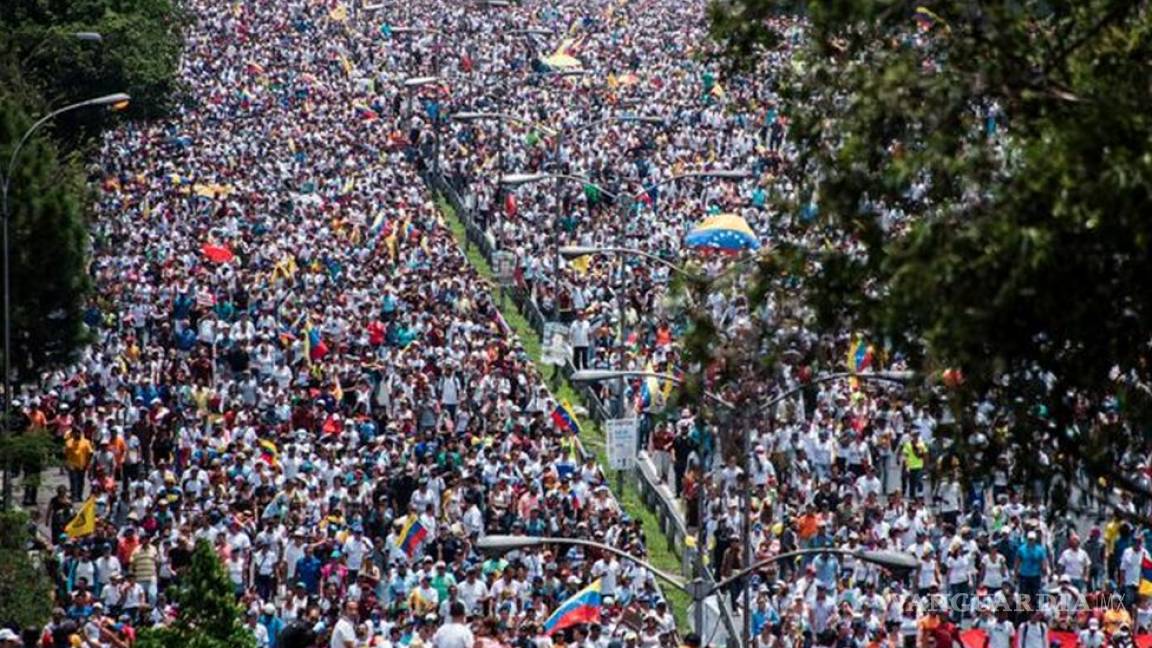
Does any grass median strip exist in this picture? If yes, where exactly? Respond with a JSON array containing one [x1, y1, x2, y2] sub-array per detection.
[[438, 198, 692, 626]]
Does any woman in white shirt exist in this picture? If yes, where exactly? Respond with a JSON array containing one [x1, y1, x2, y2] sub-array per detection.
[[981, 546, 1008, 591]]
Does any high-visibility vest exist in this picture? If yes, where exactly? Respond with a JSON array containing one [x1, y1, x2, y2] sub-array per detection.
[[902, 440, 925, 470]]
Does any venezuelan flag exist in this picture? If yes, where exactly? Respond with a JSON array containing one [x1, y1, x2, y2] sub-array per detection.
[[847, 337, 873, 373], [354, 104, 379, 121], [684, 213, 761, 254], [543, 579, 602, 635], [1140, 556, 1152, 596], [307, 326, 328, 362], [396, 516, 428, 557], [551, 400, 581, 435], [259, 439, 279, 468]]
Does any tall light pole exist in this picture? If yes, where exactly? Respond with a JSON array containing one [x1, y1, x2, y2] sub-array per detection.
[[1, 92, 130, 509], [476, 534, 918, 643], [572, 368, 914, 639], [402, 76, 443, 174], [502, 169, 749, 440]]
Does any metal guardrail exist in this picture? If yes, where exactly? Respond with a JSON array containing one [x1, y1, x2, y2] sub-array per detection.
[[425, 167, 742, 644]]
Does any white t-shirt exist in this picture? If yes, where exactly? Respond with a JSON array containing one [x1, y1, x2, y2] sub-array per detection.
[[1019, 622, 1048, 648], [982, 554, 1007, 588], [1121, 547, 1145, 587], [432, 622, 475, 648], [331, 617, 357, 648], [1058, 548, 1090, 580], [986, 620, 1015, 648], [343, 535, 373, 571], [945, 553, 971, 585]]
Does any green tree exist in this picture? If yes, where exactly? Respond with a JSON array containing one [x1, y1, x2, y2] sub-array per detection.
[[706, 0, 1152, 505], [137, 540, 256, 648], [1, 0, 184, 118], [0, 509, 53, 630], [0, 97, 92, 383]]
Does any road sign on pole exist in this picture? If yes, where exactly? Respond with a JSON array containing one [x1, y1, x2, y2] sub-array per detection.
[[605, 418, 638, 470]]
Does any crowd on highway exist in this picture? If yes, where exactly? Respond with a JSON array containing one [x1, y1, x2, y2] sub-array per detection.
[[3, 0, 1147, 648]]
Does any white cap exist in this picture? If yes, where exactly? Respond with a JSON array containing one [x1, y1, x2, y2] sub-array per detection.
[[0, 629, 18, 641]]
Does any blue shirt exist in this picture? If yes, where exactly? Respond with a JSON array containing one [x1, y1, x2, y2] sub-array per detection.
[[1017, 541, 1047, 577], [295, 556, 322, 594]]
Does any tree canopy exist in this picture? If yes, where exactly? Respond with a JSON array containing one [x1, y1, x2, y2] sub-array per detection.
[[1, 0, 183, 118], [0, 510, 53, 630], [705, 0, 1152, 506], [136, 540, 257, 648], [0, 0, 182, 389], [0, 99, 93, 382]]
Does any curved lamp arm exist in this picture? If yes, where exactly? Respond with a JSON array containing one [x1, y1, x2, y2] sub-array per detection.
[[562, 114, 665, 138], [2, 93, 130, 221], [475, 535, 688, 592], [558, 246, 693, 279], [570, 370, 736, 410], [452, 112, 558, 137], [707, 547, 919, 595], [572, 369, 914, 415], [499, 170, 749, 205]]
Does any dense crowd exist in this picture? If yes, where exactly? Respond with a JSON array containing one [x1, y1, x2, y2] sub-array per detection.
[[4, 1, 1148, 648]]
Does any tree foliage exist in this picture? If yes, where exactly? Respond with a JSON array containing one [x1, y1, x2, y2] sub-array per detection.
[[707, 0, 1152, 504], [1, 0, 184, 119], [136, 540, 256, 648], [0, 98, 93, 382], [0, 509, 53, 630]]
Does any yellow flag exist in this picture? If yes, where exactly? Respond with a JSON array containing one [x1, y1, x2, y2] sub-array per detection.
[[340, 55, 353, 77], [570, 255, 591, 275], [329, 4, 348, 21], [65, 497, 97, 538]]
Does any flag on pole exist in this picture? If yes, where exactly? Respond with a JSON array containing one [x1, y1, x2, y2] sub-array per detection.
[[569, 255, 591, 275], [396, 516, 429, 557], [65, 497, 98, 538], [259, 439, 280, 468], [551, 400, 582, 436], [846, 336, 873, 374], [543, 579, 603, 635]]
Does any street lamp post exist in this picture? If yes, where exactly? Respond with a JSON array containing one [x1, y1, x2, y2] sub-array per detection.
[[572, 368, 913, 640], [1, 92, 130, 509], [20, 31, 103, 68], [500, 169, 750, 428], [402, 76, 443, 174], [454, 113, 662, 280], [476, 534, 917, 644]]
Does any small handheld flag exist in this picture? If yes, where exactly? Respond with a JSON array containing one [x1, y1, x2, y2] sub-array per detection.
[[259, 439, 280, 468], [543, 579, 603, 635], [65, 497, 98, 538], [846, 337, 873, 374], [396, 516, 429, 557], [551, 401, 582, 436]]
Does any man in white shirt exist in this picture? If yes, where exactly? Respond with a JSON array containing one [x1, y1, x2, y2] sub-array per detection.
[[1079, 618, 1106, 648], [432, 602, 474, 648], [1058, 534, 1091, 591], [457, 567, 489, 615], [1121, 535, 1146, 607], [331, 601, 359, 648], [976, 608, 1015, 648], [342, 526, 373, 579], [1018, 611, 1049, 648]]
